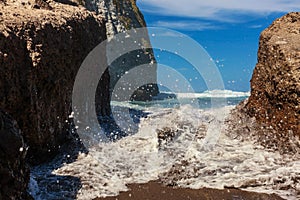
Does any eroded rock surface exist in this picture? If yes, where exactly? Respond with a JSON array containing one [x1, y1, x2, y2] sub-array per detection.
[[0, 1, 108, 163], [246, 12, 300, 136], [228, 12, 300, 154], [85, 0, 159, 101]]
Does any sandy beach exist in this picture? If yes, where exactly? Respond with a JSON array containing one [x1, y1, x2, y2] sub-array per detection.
[[95, 181, 284, 200]]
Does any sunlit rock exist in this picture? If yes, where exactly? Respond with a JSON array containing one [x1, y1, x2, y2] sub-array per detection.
[[0, 0, 108, 163], [228, 12, 300, 154], [85, 0, 159, 101], [246, 12, 300, 137]]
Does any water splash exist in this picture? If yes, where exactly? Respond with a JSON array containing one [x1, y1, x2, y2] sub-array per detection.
[[30, 105, 300, 200]]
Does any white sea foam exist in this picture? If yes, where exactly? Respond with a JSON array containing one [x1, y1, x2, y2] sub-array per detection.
[[50, 106, 227, 199], [30, 103, 299, 200], [167, 90, 250, 98]]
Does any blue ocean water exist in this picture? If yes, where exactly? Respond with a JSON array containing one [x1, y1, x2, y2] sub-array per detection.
[[130, 96, 248, 109], [115, 90, 250, 110]]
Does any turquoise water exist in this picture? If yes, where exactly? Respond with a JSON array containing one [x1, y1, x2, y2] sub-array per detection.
[[112, 90, 250, 111], [130, 96, 248, 109]]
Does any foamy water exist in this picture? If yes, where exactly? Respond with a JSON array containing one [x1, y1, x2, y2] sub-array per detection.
[[173, 90, 250, 98], [29, 98, 300, 200]]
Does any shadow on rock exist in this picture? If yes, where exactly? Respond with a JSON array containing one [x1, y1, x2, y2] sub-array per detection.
[[28, 135, 87, 199]]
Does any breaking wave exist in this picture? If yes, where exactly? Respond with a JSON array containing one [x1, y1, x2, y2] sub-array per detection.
[[28, 99, 299, 200], [173, 90, 250, 98]]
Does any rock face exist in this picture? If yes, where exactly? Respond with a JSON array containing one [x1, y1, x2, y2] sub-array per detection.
[[85, 0, 147, 38], [85, 0, 159, 101], [0, 110, 31, 199], [0, 1, 108, 163], [0, 0, 159, 198], [228, 12, 300, 154], [246, 12, 300, 137]]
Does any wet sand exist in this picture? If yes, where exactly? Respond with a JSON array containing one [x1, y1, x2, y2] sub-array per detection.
[[95, 181, 284, 200]]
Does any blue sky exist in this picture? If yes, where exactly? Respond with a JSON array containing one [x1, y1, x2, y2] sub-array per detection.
[[137, 0, 300, 92]]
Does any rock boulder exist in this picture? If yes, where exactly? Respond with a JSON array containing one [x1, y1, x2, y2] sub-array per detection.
[[246, 12, 300, 136]]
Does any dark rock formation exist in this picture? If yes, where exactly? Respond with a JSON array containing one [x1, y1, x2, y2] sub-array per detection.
[[157, 127, 179, 147], [246, 12, 300, 137], [0, 0, 159, 198], [0, 1, 108, 163], [0, 110, 32, 199], [228, 12, 300, 154], [85, 0, 159, 101]]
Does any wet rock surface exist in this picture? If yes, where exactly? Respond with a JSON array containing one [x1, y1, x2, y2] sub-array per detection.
[[156, 124, 207, 148], [0, 0, 108, 163], [227, 100, 300, 154], [246, 12, 300, 137], [157, 127, 180, 147], [227, 12, 300, 154], [0, 110, 31, 199]]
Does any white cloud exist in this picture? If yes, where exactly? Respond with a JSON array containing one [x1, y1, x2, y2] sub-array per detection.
[[249, 24, 263, 29], [138, 0, 300, 21], [151, 21, 219, 31], [150, 31, 184, 37]]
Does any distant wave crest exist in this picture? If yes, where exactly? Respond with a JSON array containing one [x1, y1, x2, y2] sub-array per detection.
[[166, 90, 250, 98]]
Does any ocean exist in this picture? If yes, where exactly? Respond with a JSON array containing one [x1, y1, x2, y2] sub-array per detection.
[[28, 91, 300, 200]]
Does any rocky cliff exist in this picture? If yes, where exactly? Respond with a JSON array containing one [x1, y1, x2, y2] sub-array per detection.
[[0, 0, 159, 197], [246, 12, 300, 136], [85, 0, 147, 38], [85, 0, 159, 101], [0, 110, 31, 199], [228, 12, 300, 154], [0, 0, 108, 163]]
